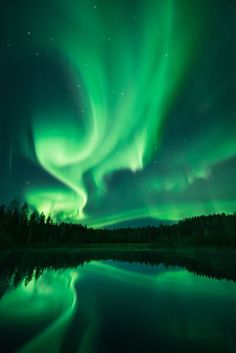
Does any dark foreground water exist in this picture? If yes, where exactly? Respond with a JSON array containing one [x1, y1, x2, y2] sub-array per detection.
[[0, 249, 236, 353]]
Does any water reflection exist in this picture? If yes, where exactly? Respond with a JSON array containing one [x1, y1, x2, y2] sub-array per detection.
[[0, 249, 236, 353], [1, 248, 236, 299]]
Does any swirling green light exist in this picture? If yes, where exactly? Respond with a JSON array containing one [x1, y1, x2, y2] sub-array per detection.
[[1, 262, 236, 352], [0, 270, 78, 353], [22, 0, 235, 226]]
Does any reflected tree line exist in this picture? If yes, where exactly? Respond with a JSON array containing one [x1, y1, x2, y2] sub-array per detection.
[[0, 200, 236, 247], [1, 248, 236, 299]]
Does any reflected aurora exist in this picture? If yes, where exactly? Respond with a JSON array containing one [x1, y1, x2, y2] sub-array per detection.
[[0, 270, 78, 353], [1, 262, 236, 353]]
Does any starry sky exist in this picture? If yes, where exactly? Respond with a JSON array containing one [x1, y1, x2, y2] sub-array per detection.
[[0, 0, 235, 227]]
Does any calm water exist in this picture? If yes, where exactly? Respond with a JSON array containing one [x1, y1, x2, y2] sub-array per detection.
[[0, 253, 236, 353]]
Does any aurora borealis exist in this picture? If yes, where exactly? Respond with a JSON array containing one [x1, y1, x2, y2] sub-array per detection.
[[0, 0, 235, 227], [1, 261, 236, 353]]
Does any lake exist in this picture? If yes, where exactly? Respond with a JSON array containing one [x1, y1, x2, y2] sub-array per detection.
[[0, 248, 236, 353]]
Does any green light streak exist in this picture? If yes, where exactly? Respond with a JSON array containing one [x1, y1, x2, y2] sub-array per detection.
[[84, 200, 236, 228], [0, 270, 78, 353], [21, 0, 235, 226], [1, 262, 236, 352]]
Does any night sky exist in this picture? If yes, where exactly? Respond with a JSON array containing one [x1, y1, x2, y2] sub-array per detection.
[[0, 0, 235, 227]]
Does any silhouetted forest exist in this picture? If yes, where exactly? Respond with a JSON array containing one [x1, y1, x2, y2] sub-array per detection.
[[1, 248, 236, 299], [0, 200, 235, 248]]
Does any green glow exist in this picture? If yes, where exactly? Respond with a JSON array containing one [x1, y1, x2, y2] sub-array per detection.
[[84, 200, 236, 228], [86, 261, 236, 298], [1, 262, 236, 352], [0, 270, 78, 353], [18, 0, 235, 226], [25, 187, 81, 220]]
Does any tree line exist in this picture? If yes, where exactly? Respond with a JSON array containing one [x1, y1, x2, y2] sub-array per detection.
[[1, 248, 236, 299], [0, 200, 235, 248]]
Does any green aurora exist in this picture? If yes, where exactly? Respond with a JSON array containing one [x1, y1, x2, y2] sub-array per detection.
[[0, 0, 235, 227], [1, 262, 236, 352]]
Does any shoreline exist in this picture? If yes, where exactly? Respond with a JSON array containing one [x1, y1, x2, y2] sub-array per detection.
[[1, 245, 236, 253]]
